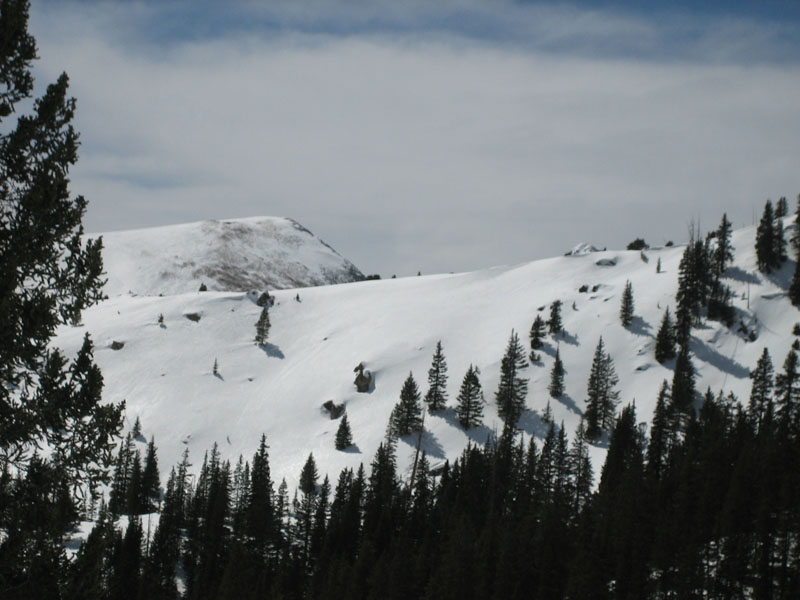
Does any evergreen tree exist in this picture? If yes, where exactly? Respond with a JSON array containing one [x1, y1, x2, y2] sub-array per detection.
[[335, 413, 353, 450], [776, 196, 788, 218], [141, 436, 161, 512], [389, 372, 423, 437], [755, 199, 778, 273], [675, 240, 701, 346], [296, 453, 319, 566], [548, 300, 563, 335], [455, 364, 484, 430], [548, 347, 565, 398], [645, 380, 672, 479], [748, 348, 774, 431], [254, 306, 270, 345], [495, 330, 529, 428], [775, 350, 800, 426], [655, 307, 677, 363], [529, 314, 546, 360], [671, 344, 696, 418], [213, 357, 219, 376], [714, 212, 734, 274], [424, 340, 448, 411], [790, 255, 800, 307], [568, 417, 593, 515], [620, 280, 634, 326], [656, 256, 662, 273], [584, 337, 620, 440], [775, 217, 788, 263], [792, 195, 800, 254], [246, 434, 274, 557]]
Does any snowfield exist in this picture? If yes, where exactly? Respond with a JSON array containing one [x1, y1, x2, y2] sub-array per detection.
[[94, 216, 364, 296], [55, 219, 798, 494]]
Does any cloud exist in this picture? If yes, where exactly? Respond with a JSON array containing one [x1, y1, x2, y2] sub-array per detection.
[[26, 1, 800, 275]]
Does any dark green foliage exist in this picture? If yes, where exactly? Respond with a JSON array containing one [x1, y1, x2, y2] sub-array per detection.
[[548, 347, 565, 398], [776, 196, 788, 218], [748, 348, 774, 431], [655, 307, 677, 363], [389, 372, 423, 437], [548, 300, 563, 335], [213, 357, 219, 376], [755, 199, 780, 273], [671, 344, 696, 428], [775, 217, 788, 263], [584, 337, 620, 440], [714, 212, 734, 274], [335, 413, 353, 450], [791, 256, 800, 307], [455, 364, 483, 429], [141, 437, 160, 512], [495, 330, 529, 428], [529, 313, 546, 360], [620, 280, 634, 326], [645, 380, 672, 479], [675, 239, 704, 346], [424, 340, 448, 411], [132, 416, 142, 438], [793, 195, 800, 254], [254, 306, 270, 345], [626, 237, 648, 250], [775, 350, 800, 426]]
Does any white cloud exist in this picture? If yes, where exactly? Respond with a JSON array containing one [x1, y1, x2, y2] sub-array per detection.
[[26, 2, 800, 275]]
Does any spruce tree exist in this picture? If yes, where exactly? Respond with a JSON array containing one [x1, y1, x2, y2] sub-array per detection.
[[775, 350, 799, 426], [656, 256, 662, 273], [254, 306, 270, 345], [790, 256, 800, 307], [792, 194, 800, 255], [655, 307, 677, 363], [424, 340, 448, 411], [645, 380, 672, 479], [549, 347, 565, 398], [584, 337, 620, 440], [671, 345, 696, 418], [568, 418, 593, 515], [776, 196, 788, 218], [495, 330, 529, 428], [548, 300, 563, 335], [247, 434, 274, 556], [529, 314, 546, 360], [748, 348, 774, 430], [714, 213, 734, 274], [0, 5, 124, 580], [675, 241, 701, 346], [774, 217, 787, 263], [755, 199, 777, 273], [620, 280, 634, 327], [389, 372, 423, 436], [335, 413, 354, 450], [141, 437, 161, 512], [455, 364, 484, 430]]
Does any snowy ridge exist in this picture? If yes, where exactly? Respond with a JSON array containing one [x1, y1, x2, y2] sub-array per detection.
[[95, 216, 364, 296], [55, 220, 797, 493]]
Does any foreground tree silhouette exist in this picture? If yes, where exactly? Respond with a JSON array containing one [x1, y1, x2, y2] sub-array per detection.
[[495, 330, 529, 428], [584, 337, 620, 440], [424, 340, 448, 411], [0, 2, 123, 594]]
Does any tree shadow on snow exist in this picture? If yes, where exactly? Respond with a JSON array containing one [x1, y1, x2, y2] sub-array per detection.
[[557, 331, 579, 346], [259, 343, 285, 359], [553, 393, 583, 416], [399, 429, 446, 461], [722, 265, 760, 285], [341, 444, 362, 454], [437, 408, 494, 446], [690, 337, 750, 380], [517, 410, 551, 440], [627, 316, 653, 338]]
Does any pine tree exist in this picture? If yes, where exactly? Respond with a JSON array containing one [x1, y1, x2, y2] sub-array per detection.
[[254, 306, 270, 345], [296, 453, 319, 566], [529, 314, 546, 360], [645, 380, 672, 479], [549, 347, 565, 398], [548, 300, 563, 335], [424, 340, 448, 411], [389, 372, 423, 437], [455, 364, 484, 429], [655, 307, 677, 363], [792, 195, 800, 255], [748, 348, 774, 431], [141, 437, 161, 512], [755, 200, 778, 273], [775, 350, 799, 427], [132, 415, 142, 438], [0, 9, 124, 579], [213, 357, 219, 376], [495, 330, 529, 428], [714, 213, 734, 274], [671, 345, 696, 418], [246, 434, 274, 556], [790, 255, 800, 307], [675, 241, 700, 346], [656, 256, 662, 273], [620, 280, 634, 326], [568, 418, 593, 515], [774, 217, 787, 263], [335, 413, 354, 450], [584, 337, 620, 440], [776, 196, 788, 218]]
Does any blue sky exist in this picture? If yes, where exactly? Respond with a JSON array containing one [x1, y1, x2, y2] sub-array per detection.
[[29, 1, 800, 275]]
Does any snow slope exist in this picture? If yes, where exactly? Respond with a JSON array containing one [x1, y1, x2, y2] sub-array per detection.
[[55, 220, 798, 493], [95, 216, 364, 296]]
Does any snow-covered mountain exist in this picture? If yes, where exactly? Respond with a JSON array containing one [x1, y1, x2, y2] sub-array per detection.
[[55, 219, 797, 493], [95, 216, 364, 296]]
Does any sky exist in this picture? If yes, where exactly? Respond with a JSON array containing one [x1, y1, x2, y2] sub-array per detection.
[[27, 0, 800, 277]]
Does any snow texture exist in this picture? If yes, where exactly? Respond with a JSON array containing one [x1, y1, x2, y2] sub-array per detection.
[[55, 218, 798, 495]]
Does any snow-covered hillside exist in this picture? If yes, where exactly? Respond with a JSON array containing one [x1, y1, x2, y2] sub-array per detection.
[[55, 220, 798, 493], [95, 216, 364, 296]]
